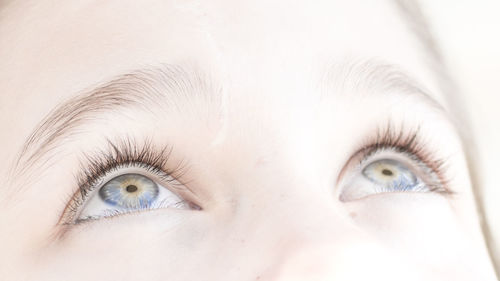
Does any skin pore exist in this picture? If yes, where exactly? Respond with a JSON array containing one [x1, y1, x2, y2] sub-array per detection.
[[0, 0, 497, 280]]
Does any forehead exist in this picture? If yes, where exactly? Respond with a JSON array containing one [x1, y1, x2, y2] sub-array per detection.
[[0, 0, 439, 92], [0, 0, 444, 163]]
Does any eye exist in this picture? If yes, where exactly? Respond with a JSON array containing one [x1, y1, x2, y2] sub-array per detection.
[[339, 156, 444, 202], [77, 172, 196, 222], [60, 140, 203, 225]]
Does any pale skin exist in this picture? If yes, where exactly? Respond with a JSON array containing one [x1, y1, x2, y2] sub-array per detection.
[[0, 0, 497, 280]]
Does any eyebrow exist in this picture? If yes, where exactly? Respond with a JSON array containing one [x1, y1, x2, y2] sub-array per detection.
[[9, 63, 221, 182], [319, 59, 446, 112], [9, 59, 447, 184]]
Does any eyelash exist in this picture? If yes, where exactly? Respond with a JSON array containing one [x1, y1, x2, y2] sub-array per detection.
[[61, 138, 186, 224], [353, 124, 452, 195], [61, 124, 452, 224]]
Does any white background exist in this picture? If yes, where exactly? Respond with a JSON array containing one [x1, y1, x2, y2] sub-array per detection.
[[421, 0, 500, 269]]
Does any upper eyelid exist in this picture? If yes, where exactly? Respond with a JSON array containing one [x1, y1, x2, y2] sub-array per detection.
[[79, 162, 176, 197], [335, 124, 453, 194], [357, 125, 448, 173], [76, 140, 175, 192], [59, 138, 189, 224]]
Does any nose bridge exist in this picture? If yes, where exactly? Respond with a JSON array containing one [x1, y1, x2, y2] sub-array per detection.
[[226, 192, 353, 280], [223, 187, 422, 281], [256, 212, 356, 280]]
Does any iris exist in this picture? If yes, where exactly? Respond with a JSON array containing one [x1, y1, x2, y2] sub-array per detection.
[[362, 159, 419, 191], [99, 174, 159, 208]]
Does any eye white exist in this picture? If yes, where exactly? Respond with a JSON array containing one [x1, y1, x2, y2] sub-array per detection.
[[340, 158, 429, 201], [77, 173, 191, 221]]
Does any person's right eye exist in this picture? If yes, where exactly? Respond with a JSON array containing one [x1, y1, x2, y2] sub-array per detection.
[[77, 173, 196, 222], [60, 139, 201, 225]]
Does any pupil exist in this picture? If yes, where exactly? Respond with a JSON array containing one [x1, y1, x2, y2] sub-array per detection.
[[381, 169, 393, 176], [126, 185, 138, 192]]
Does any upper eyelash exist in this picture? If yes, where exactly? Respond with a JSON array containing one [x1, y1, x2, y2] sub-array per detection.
[[354, 123, 453, 194], [61, 137, 187, 224], [61, 124, 452, 224]]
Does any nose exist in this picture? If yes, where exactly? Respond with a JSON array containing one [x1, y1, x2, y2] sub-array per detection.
[[221, 194, 425, 281], [263, 240, 423, 281]]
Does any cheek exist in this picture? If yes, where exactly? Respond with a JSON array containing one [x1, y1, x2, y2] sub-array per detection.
[[31, 211, 214, 281], [344, 193, 488, 278]]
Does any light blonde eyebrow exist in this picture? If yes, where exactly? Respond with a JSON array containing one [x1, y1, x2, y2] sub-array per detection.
[[9, 64, 221, 183], [10, 59, 446, 188], [319, 59, 447, 113]]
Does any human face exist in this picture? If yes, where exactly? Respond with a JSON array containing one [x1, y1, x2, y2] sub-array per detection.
[[0, 0, 496, 280]]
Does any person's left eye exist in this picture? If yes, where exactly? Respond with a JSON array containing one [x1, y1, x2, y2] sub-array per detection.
[[339, 155, 446, 201], [77, 173, 195, 222]]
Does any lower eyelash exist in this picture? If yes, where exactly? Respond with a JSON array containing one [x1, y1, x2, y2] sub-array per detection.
[[60, 137, 186, 224], [74, 198, 190, 224]]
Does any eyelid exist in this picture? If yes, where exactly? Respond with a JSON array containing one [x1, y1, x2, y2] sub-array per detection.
[[336, 124, 454, 198], [59, 138, 197, 225]]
